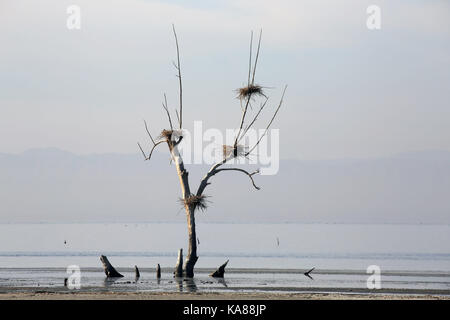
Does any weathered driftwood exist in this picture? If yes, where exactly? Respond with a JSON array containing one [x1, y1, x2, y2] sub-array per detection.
[[156, 263, 161, 279], [304, 267, 315, 280], [135, 265, 140, 278], [100, 255, 124, 278], [210, 260, 229, 278], [174, 248, 183, 277]]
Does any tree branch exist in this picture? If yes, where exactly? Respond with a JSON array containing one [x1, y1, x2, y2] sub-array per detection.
[[172, 24, 183, 129], [175, 109, 180, 128], [251, 29, 262, 86], [196, 156, 232, 196], [137, 140, 165, 161], [215, 168, 260, 190], [162, 93, 173, 130], [144, 120, 156, 145], [234, 30, 263, 148], [239, 96, 269, 143], [246, 85, 287, 156], [247, 30, 253, 86]]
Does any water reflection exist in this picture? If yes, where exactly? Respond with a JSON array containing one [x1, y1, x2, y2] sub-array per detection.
[[216, 278, 228, 288], [184, 278, 197, 292], [174, 277, 183, 292], [172, 277, 198, 292], [103, 277, 119, 287]]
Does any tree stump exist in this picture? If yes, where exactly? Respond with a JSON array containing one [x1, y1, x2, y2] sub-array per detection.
[[174, 248, 183, 277], [135, 265, 140, 279], [210, 259, 229, 278], [156, 263, 161, 279], [100, 255, 124, 278]]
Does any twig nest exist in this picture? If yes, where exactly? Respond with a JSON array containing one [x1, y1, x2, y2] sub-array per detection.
[[222, 144, 247, 158], [159, 129, 184, 142], [159, 129, 173, 141], [236, 84, 265, 100], [181, 194, 209, 212]]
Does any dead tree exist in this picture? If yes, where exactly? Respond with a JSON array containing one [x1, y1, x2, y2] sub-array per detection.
[[138, 27, 287, 278]]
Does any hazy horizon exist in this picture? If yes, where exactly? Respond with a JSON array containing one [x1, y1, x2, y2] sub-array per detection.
[[1, 147, 448, 224]]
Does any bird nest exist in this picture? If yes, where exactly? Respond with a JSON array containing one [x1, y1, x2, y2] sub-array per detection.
[[159, 129, 173, 141], [236, 84, 265, 100], [180, 194, 209, 212], [222, 144, 247, 158]]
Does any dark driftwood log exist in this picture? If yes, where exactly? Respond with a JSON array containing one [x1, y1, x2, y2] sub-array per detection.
[[156, 263, 161, 279], [304, 267, 315, 280], [135, 265, 140, 278], [100, 255, 124, 278], [210, 259, 229, 278], [174, 248, 183, 277]]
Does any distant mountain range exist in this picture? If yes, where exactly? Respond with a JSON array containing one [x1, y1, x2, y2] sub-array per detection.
[[0, 148, 449, 224]]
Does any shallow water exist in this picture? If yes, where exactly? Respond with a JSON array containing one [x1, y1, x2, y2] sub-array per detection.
[[0, 268, 449, 294], [0, 223, 449, 294]]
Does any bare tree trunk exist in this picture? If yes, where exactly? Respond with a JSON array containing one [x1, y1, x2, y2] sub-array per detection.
[[170, 142, 198, 277], [184, 205, 198, 278]]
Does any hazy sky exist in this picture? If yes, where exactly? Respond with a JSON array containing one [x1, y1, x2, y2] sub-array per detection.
[[1, 0, 449, 160]]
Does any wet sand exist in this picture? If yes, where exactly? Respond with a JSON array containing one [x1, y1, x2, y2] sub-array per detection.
[[0, 285, 449, 300], [0, 290, 448, 300], [1, 267, 448, 300]]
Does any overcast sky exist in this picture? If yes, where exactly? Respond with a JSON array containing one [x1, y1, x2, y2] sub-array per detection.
[[1, 0, 449, 160]]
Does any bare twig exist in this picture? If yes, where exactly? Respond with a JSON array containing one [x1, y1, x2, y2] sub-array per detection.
[[215, 168, 260, 190], [239, 96, 269, 142], [162, 93, 174, 130], [175, 109, 180, 127], [246, 85, 287, 156], [234, 94, 252, 147], [144, 120, 156, 145], [137, 142, 147, 159], [234, 30, 263, 148], [137, 140, 165, 161], [248, 31, 253, 86], [172, 24, 183, 129], [251, 29, 262, 86]]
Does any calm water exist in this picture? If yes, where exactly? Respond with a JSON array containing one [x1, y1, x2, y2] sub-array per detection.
[[0, 223, 449, 293], [0, 223, 449, 270]]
